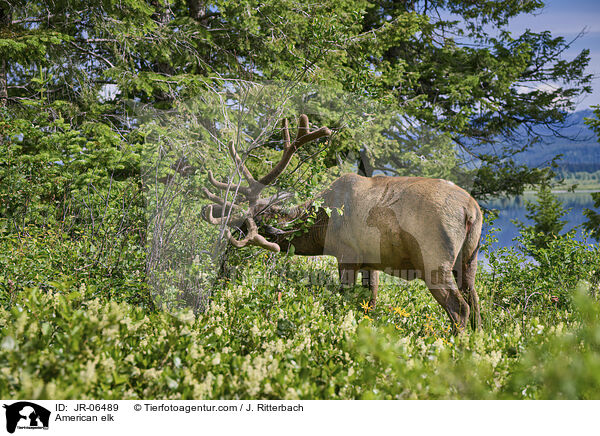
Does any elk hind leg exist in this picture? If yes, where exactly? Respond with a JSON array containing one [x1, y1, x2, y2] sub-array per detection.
[[427, 264, 470, 333], [456, 256, 481, 330], [361, 269, 379, 309]]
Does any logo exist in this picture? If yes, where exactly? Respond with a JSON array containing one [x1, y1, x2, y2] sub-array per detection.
[[2, 402, 50, 434]]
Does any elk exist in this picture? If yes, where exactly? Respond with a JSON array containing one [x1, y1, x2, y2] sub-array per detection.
[[202, 115, 482, 331]]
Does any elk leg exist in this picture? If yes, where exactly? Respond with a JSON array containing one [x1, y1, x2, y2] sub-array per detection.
[[361, 269, 379, 309], [428, 287, 470, 333], [459, 258, 481, 330], [338, 263, 359, 290], [454, 247, 482, 330], [426, 264, 470, 333]]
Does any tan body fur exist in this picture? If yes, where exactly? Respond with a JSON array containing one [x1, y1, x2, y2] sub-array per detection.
[[203, 115, 482, 332], [270, 174, 483, 331]]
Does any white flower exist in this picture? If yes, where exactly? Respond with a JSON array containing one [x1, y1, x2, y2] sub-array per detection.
[[178, 310, 196, 325], [103, 357, 116, 372], [143, 368, 160, 380], [1, 336, 16, 351], [81, 359, 98, 383], [340, 310, 357, 333]]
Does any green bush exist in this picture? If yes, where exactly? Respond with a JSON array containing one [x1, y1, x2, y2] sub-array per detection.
[[2, 254, 599, 400], [506, 283, 600, 399], [0, 224, 152, 309]]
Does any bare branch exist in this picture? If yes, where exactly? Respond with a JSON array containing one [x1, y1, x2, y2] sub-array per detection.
[[69, 41, 115, 68]]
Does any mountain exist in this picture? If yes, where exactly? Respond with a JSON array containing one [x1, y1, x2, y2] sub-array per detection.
[[515, 109, 600, 171]]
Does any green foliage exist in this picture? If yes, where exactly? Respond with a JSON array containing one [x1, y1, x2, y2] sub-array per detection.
[[0, 277, 529, 399], [584, 105, 600, 138], [583, 192, 600, 241], [506, 285, 600, 399], [0, 225, 152, 309], [482, 222, 599, 318], [582, 108, 600, 240], [512, 183, 569, 251], [0, 105, 150, 309], [2, 239, 600, 399]]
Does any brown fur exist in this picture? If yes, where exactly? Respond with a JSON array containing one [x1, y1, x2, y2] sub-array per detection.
[[264, 174, 482, 332], [203, 115, 482, 332]]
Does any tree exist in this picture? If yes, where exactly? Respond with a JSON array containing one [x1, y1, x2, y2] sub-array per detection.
[[583, 193, 600, 241], [349, 0, 591, 199], [514, 183, 570, 251], [583, 107, 600, 240], [0, 0, 10, 108], [0, 1, 592, 201]]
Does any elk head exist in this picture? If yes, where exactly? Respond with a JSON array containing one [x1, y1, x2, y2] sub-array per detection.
[[201, 114, 331, 253]]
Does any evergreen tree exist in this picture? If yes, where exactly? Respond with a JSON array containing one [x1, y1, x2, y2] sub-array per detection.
[[583, 192, 600, 241], [0, 0, 593, 201], [583, 107, 600, 240], [514, 183, 570, 251]]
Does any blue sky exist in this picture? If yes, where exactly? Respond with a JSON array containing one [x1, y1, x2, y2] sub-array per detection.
[[507, 0, 600, 110]]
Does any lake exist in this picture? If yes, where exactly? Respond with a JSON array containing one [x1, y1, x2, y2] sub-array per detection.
[[481, 191, 598, 252]]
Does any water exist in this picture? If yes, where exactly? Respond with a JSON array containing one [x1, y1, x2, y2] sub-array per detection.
[[481, 191, 598, 251]]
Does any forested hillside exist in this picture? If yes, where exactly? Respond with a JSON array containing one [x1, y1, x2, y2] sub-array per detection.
[[1, 0, 600, 400], [515, 109, 600, 171]]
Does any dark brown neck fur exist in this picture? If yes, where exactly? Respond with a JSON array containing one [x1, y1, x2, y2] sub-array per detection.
[[261, 202, 329, 255]]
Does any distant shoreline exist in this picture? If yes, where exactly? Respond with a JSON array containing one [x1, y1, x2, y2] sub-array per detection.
[[523, 189, 600, 194]]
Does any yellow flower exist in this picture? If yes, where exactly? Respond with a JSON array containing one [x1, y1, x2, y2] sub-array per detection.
[[362, 315, 373, 322], [393, 307, 410, 317], [424, 323, 434, 335], [359, 300, 372, 313]]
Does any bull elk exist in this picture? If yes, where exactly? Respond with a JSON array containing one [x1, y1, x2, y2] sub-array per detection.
[[202, 115, 482, 331]]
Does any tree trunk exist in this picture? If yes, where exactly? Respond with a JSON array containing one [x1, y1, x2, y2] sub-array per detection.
[[358, 147, 374, 177], [0, 1, 11, 108], [186, 0, 206, 20], [0, 58, 6, 108]]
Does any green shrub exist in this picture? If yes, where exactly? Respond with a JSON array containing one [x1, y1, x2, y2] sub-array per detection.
[[0, 224, 152, 309], [2, 263, 599, 400]]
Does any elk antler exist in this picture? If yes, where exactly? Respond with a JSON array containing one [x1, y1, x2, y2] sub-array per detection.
[[257, 114, 331, 186], [202, 114, 331, 252]]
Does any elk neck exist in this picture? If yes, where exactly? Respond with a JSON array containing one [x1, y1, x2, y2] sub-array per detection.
[[260, 200, 329, 256]]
